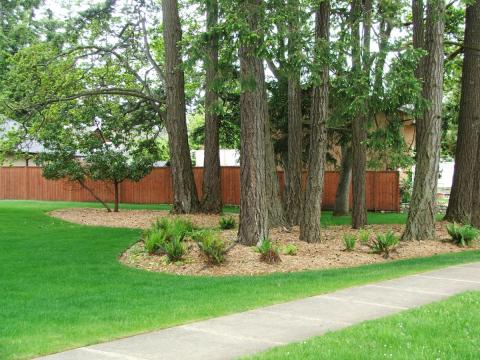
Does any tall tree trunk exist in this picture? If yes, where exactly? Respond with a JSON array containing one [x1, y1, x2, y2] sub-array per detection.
[[351, 117, 367, 228], [403, 0, 445, 240], [445, 0, 480, 223], [238, 0, 269, 246], [333, 144, 352, 216], [351, 0, 367, 229], [299, 0, 329, 243], [201, 0, 222, 214], [285, 0, 303, 226], [471, 132, 480, 228], [265, 121, 287, 227], [113, 181, 119, 213], [162, 0, 200, 214]]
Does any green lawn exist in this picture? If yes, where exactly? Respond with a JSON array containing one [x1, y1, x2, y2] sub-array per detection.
[[247, 291, 480, 359], [0, 200, 478, 360]]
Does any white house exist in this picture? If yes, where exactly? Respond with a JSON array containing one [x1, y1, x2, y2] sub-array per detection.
[[193, 149, 240, 167]]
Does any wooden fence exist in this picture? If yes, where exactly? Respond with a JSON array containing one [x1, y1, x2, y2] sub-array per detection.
[[0, 167, 400, 211]]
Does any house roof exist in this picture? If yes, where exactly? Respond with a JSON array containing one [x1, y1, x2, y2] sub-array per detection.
[[0, 119, 45, 154]]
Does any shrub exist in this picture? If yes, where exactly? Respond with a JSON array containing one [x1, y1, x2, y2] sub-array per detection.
[[219, 216, 236, 230], [343, 234, 356, 251], [370, 231, 399, 258], [282, 244, 298, 256], [446, 223, 480, 247], [256, 239, 281, 264], [194, 230, 226, 265], [358, 229, 371, 245]]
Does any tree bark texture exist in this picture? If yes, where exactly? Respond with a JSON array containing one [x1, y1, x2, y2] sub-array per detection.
[[265, 121, 287, 227], [351, 0, 367, 229], [238, 0, 269, 246], [333, 144, 352, 216], [201, 0, 222, 214], [299, 0, 329, 243], [471, 132, 480, 228], [162, 0, 200, 214], [412, 0, 426, 81], [351, 116, 368, 228], [445, 0, 480, 223], [113, 181, 120, 212], [77, 179, 111, 212], [285, 0, 303, 226], [403, 0, 445, 240]]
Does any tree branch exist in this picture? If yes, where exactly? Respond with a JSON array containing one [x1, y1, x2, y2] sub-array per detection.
[[266, 59, 281, 79], [139, 14, 165, 81]]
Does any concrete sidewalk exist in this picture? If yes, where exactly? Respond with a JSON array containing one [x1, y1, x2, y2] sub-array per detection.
[[37, 262, 480, 360]]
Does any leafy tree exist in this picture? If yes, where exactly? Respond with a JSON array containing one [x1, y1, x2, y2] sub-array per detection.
[[35, 97, 159, 212]]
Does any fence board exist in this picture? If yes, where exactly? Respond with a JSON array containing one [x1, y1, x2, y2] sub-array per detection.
[[0, 167, 400, 211]]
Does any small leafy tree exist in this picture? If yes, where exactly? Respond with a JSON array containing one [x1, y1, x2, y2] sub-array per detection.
[[35, 97, 159, 212]]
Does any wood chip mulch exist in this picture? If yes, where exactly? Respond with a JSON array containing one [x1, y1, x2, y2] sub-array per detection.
[[49, 208, 478, 277]]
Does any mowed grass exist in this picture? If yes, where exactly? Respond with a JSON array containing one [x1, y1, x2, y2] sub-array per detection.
[[247, 291, 480, 360], [0, 200, 478, 359]]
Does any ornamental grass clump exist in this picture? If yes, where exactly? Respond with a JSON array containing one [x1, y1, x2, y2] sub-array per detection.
[[162, 235, 186, 262], [343, 234, 356, 251], [193, 230, 226, 265], [370, 231, 399, 258], [256, 239, 281, 264], [358, 229, 371, 245], [282, 244, 298, 256], [144, 229, 165, 255], [219, 216, 236, 230], [446, 223, 480, 247], [143, 218, 194, 261]]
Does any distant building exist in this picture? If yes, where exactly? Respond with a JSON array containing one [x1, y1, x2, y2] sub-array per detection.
[[193, 149, 240, 167], [0, 120, 44, 167], [326, 111, 416, 171]]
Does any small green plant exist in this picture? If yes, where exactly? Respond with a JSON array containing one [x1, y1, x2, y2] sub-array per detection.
[[256, 239, 281, 264], [152, 217, 169, 231], [144, 229, 165, 254], [162, 235, 186, 262], [167, 218, 195, 237], [370, 231, 399, 258], [143, 218, 194, 261], [194, 230, 226, 265], [282, 244, 298, 256], [219, 216, 236, 230], [358, 229, 371, 245], [343, 234, 356, 251], [446, 223, 480, 247]]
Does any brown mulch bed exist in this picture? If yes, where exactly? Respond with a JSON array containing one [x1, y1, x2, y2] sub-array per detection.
[[49, 208, 478, 276], [50, 208, 233, 229]]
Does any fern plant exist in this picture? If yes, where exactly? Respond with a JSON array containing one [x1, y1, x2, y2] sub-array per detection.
[[256, 239, 281, 264], [162, 234, 186, 262], [446, 223, 480, 247], [358, 229, 371, 245], [219, 216, 236, 230], [343, 234, 356, 251], [194, 230, 226, 265], [370, 231, 399, 258], [282, 244, 298, 256]]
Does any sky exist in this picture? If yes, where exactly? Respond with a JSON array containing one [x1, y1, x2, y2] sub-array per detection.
[[42, 0, 105, 19]]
